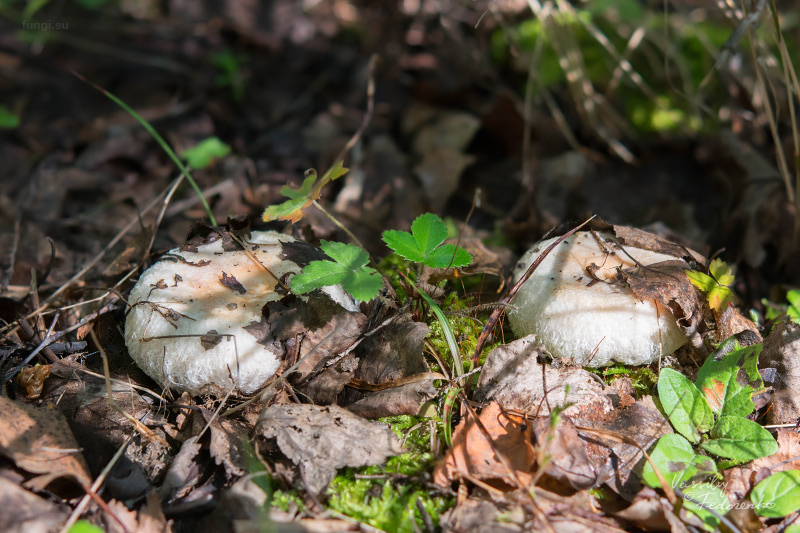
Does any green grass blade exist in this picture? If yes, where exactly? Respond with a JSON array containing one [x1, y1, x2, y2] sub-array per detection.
[[73, 71, 217, 225], [404, 276, 464, 380]]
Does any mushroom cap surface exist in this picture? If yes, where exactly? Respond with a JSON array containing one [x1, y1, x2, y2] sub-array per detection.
[[508, 231, 687, 366], [124, 231, 356, 395]]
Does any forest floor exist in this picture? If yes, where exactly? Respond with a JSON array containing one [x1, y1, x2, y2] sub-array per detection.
[[1, 1, 800, 532]]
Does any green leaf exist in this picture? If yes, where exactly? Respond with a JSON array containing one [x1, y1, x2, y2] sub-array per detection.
[[289, 241, 381, 301], [262, 161, 348, 223], [181, 137, 231, 169], [695, 341, 762, 418], [382, 214, 472, 269], [686, 259, 736, 313], [68, 520, 105, 533], [706, 286, 735, 312], [681, 482, 731, 531], [700, 415, 778, 462], [685, 270, 717, 293], [708, 258, 735, 287], [642, 434, 717, 490], [657, 368, 714, 443], [381, 230, 424, 263], [788, 289, 800, 324], [0, 105, 20, 129], [751, 470, 800, 518]]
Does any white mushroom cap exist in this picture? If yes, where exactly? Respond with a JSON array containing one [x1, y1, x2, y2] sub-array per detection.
[[124, 230, 357, 395], [508, 231, 687, 366]]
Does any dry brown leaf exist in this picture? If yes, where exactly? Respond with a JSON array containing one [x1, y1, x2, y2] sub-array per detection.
[[761, 320, 800, 424], [106, 490, 171, 533], [578, 396, 671, 500], [532, 417, 599, 490], [621, 259, 705, 345], [0, 475, 68, 533], [433, 402, 535, 489], [257, 403, 404, 496], [474, 336, 613, 418], [0, 396, 91, 489]]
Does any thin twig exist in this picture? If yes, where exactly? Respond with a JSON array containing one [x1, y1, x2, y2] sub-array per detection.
[[59, 433, 136, 533]]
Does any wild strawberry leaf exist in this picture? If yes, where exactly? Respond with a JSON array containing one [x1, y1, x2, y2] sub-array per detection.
[[709, 258, 735, 286], [382, 213, 472, 269], [262, 161, 348, 223], [707, 286, 735, 313], [686, 259, 736, 313], [290, 240, 381, 301], [787, 289, 800, 324], [685, 270, 717, 293]]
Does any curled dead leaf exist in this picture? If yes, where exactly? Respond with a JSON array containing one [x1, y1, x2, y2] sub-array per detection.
[[433, 402, 535, 490], [0, 396, 91, 490]]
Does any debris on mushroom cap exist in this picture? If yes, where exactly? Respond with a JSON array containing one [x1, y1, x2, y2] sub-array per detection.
[[124, 230, 357, 395], [508, 231, 689, 367]]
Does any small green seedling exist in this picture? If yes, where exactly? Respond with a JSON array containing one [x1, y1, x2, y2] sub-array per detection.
[[0, 105, 19, 129], [180, 137, 231, 169], [211, 49, 247, 102], [643, 336, 778, 530], [766, 289, 800, 322], [685, 258, 736, 313], [262, 161, 349, 223], [291, 240, 382, 302], [382, 213, 472, 269]]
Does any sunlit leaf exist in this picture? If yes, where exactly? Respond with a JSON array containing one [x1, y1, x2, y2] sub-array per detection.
[[181, 136, 231, 169], [752, 470, 800, 518], [262, 161, 348, 223], [290, 240, 381, 301], [382, 214, 472, 269]]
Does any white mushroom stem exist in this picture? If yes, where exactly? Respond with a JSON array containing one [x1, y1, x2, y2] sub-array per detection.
[[508, 231, 687, 366], [124, 231, 355, 395]]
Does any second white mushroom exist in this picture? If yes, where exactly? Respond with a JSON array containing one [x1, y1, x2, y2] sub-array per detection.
[[508, 231, 688, 366]]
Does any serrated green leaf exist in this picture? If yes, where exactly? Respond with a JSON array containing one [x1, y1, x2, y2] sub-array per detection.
[[751, 470, 800, 518], [381, 230, 425, 263], [685, 270, 717, 293], [658, 368, 714, 443], [700, 415, 778, 462], [280, 173, 317, 199], [262, 162, 348, 223], [424, 244, 473, 269], [319, 240, 370, 269], [180, 136, 231, 169], [642, 434, 718, 490], [411, 213, 448, 255], [341, 266, 383, 301], [323, 160, 349, 182], [382, 214, 473, 269], [290, 261, 349, 294], [290, 241, 381, 301], [709, 258, 735, 286], [695, 341, 762, 417], [707, 286, 735, 313], [681, 482, 731, 531]]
